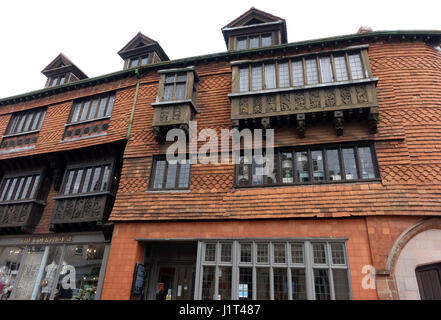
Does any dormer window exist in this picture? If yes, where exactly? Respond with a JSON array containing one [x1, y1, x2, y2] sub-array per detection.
[[222, 7, 287, 51], [118, 32, 169, 70], [42, 53, 88, 88]]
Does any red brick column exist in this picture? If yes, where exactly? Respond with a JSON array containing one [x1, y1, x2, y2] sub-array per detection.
[[101, 223, 144, 300]]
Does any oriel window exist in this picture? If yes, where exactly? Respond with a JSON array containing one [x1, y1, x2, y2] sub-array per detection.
[[161, 73, 188, 101]]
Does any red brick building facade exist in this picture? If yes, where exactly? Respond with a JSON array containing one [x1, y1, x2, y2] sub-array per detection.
[[0, 8, 440, 300]]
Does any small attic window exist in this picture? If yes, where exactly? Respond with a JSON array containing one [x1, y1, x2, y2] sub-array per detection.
[[128, 54, 150, 68], [48, 74, 66, 87], [235, 33, 273, 50]]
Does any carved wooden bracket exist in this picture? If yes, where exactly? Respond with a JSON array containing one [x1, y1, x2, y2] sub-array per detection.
[[296, 113, 306, 138], [333, 111, 344, 136], [368, 107, 379, 134]]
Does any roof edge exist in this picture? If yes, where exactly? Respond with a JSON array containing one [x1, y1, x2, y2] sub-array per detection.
[[1, 30, 440, 107]]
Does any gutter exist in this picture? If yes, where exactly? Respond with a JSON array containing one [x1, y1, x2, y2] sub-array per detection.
[[1, 30, 440, 107], [126, 68, 141, 140]]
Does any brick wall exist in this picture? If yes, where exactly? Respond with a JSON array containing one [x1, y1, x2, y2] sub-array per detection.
[[101, 217, 382, 300]]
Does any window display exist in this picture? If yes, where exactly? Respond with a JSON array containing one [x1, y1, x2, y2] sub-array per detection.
[[0, 246, 23, 300], [53, 244, 105, 300], [0, 242, 106, 300]]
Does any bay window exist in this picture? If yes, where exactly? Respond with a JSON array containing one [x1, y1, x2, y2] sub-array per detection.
[[235, 49, 368, 93]]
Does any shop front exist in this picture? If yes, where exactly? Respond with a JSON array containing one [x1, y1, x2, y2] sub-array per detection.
[[0, 232, 110, 300], [139, 238, 352, 300]]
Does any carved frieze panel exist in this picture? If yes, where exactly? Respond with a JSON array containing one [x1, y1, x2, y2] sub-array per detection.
[[294, 93, 306, 110], [0, 202, 45, 234], [231, 81, 377, 120], [266, 95, 277, 113], [340, 87, 352, 105], [253, 96, 263, 114], [152, 102, 197, 144], [51, 194, 112, 228], [309, 91, 321, 109], [355, 85, 368, 103], [280, 94, 291, 112]]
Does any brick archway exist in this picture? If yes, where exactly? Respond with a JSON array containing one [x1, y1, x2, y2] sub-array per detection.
[[376, 217, 441, 299]]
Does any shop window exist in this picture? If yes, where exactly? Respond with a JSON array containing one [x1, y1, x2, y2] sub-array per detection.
[[4, 108, 46, 136], [196, 240, 351, 300], [149, 157, 191, 190], [2, 243, 107, 300], [235, 142, 379, 187], [0, 247, 24, 300]]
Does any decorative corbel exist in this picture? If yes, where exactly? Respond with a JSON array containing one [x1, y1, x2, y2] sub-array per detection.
[[368, 107, 379, 134], [152, 126, 165, 144], [333, 111, 344, 136], [261, 117, 271, 137], [296, 113, 306, 138], [231, 119, 240, 129]]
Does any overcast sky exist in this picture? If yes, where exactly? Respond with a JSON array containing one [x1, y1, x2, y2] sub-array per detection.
[[0, 0, 439, 98]]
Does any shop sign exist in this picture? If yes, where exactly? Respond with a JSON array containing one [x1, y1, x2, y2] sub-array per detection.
[[21, 236, 73, 245], [131, 262, 145, 296]]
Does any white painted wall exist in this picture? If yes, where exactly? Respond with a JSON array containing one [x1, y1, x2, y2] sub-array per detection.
[[394, 229, 441, 300]]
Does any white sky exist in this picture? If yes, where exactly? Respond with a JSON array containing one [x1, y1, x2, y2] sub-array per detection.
[[0, 0, 439, 98]]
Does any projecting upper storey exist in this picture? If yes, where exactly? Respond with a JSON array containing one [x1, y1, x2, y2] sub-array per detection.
[[118, 32, 169, 69]]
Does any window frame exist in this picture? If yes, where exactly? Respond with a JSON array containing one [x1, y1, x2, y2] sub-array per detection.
[[127, 53, 151, 69], [48, 74, 67, 87], [234, 32, 275, 50], [195, 239, 352, 300], [234, 141, 380, 188], [58, 159, 116, 197], [66, 92, 116, 125], [148, 156, 192, 191], [234, 49, 369, 93], [159, 72, 189, 102], [0, 169, 44, 203], [3, 108, 47, 138]]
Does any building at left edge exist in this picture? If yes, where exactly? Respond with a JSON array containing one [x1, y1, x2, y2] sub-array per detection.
[[0, 38, 169, 300]]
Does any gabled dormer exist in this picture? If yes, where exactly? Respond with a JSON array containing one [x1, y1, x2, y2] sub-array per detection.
[[41, 53, 88, 88], [221, 7, 287, 51], [118, 32, 169, 69]]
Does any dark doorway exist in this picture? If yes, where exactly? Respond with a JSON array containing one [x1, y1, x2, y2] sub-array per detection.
[[143, 241, 197, 300], [415, 262, 441, 300]]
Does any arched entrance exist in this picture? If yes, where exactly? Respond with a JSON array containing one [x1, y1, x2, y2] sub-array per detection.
[[394, 229, 441, 299]]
